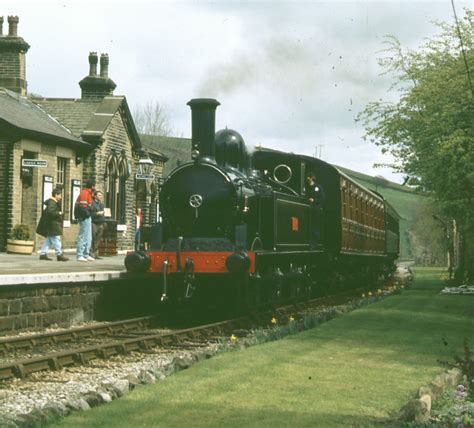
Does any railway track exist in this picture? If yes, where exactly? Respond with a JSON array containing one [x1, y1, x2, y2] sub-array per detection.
[[0, 287, 370, 382], [0, 316, 157, 354]]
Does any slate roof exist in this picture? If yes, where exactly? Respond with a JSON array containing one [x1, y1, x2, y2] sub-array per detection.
[[0, 88, 90, 149], [30, 95, 147, 156], [29, 97, 100, 138], [140, 134, 190, 176]]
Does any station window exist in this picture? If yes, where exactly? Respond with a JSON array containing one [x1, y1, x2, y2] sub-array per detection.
[[105, 152, 130, 224], [57, 157, 68, 214], [105, 154, 118, 219], [117, 154, 130, 225]]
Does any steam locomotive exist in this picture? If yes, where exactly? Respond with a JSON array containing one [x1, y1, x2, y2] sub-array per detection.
[[125, 98, 400, 309]]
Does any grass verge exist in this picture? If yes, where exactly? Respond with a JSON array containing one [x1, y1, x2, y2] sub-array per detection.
[[53, 267, 474, 427]]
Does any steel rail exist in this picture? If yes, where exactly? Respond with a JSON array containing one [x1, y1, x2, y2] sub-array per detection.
[[0, 316, 157, 354]]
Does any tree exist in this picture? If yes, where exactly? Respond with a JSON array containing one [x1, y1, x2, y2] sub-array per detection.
[[133, 101, 173, 136], [358, 10, 474, 280], [408, 200, 449, 267]]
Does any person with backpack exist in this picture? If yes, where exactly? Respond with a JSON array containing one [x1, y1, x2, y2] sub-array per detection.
[[74, 179, 96, 262]]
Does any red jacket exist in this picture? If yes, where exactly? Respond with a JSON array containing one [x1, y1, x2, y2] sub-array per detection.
[[76, 188, 93, 208]]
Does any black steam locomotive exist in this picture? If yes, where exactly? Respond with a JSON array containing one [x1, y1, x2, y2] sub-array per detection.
[[125, 98, 400, 309]]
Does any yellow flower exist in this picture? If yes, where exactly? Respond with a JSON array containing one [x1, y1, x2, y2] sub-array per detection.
[[271, 317, 277, 325], [289, 316, 295, 322], [361, 293, 366, 298], [230, 334, 237, 342], [377, 289, 382, 294], [368, 291, 372, 296]]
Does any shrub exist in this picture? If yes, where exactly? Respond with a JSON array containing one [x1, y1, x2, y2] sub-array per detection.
[[9, 224, 31, 241]]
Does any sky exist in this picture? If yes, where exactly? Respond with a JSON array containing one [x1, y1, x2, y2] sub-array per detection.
[[3, 0, 472, 183]]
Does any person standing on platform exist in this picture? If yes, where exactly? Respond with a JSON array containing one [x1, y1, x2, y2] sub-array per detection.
[[135, 208, 143, 251], [91, 190, 106, 260], [36, 187, 69, 261], [74, 179, 96, 262]]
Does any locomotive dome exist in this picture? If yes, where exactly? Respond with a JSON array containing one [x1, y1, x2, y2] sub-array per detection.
[[215, 128, 247, 170]]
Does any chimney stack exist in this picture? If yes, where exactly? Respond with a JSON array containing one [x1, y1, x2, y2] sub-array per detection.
[[79, 52, 116, 99], [8, 16, 19, 36], [187, 98, 220, 162], [100, 53, 109, 78], [88, 52, 98, 76], [0, 15, 30, 95]]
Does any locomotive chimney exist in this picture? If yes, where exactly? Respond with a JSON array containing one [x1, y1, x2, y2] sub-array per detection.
[[187, 98, 220, 162]]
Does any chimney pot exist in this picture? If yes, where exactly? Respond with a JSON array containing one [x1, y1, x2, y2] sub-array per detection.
[[0, 17, 4, 36], [100, 53, 109, 78], [88, 51, 98, 76], [79, 52, 116, 98], [7, 15, 19, 37]]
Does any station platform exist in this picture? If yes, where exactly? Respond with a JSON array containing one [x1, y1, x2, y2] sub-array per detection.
[[0, 251, 127, 286]]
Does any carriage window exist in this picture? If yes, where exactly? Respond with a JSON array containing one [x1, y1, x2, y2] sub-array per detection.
[[341, 188, 347, 218]]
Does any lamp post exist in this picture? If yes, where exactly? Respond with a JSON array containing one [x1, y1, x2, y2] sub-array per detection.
[[136, 150, 155, 232]]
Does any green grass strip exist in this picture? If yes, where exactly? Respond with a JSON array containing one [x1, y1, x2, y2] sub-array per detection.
[[53, 268, 474, 427]]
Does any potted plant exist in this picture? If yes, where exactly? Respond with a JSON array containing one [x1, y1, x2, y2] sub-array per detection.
[[7, 224, 34, 255]]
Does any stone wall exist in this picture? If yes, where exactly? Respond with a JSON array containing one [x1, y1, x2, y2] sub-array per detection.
[[99, 112, 135, 250], [91, 111, 163, 251], [0, 141, 11, 250], [7, 138, 83, 251], [0, 49, 27, 95], [0, 282, 104, 333]]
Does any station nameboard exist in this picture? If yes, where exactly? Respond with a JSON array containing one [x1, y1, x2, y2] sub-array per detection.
[[135, 173, 155, 180], [22, 159, 48, 168]]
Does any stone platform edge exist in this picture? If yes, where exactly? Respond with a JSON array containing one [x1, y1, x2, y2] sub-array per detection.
[[0, 270, 127, 287]]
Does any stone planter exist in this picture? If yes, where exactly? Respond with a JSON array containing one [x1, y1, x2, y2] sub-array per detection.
[[6, 239, 34, 255]]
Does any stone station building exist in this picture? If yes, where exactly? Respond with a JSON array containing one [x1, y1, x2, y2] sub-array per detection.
[[0, 16, 166, 253]]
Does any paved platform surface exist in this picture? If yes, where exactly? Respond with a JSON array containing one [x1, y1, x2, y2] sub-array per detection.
[[0, 252, 127, 286]]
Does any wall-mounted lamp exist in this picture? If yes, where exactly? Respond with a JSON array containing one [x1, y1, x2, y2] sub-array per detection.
[[75, 154, 83, 166], [137, 151, 154, 176]]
